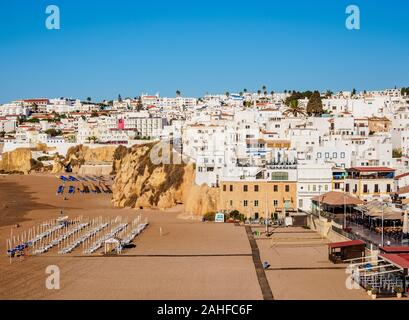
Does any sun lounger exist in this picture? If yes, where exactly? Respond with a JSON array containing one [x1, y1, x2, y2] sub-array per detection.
[[57, 185, 64, 195]]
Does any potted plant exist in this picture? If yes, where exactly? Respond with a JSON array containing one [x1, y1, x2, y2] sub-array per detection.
[[371, 288, 378, 299], [366, 285, 373, 296], [394, 287, 403, 299]]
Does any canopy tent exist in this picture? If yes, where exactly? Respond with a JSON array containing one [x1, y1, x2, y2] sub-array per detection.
[[356, 200, 403, 221], [104, 237, 122, 254], [312, 191, 364, 206]]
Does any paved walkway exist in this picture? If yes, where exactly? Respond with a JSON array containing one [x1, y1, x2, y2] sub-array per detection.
[[245, 226, 274, 300]]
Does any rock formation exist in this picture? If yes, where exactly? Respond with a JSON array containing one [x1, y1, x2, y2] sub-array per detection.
[[0, 148, 39, 174], [111, 143, 219, 216], [52, 144, 118, 173]]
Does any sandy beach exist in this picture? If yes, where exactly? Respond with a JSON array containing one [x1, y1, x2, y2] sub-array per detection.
[[0, 174, 370, 300]]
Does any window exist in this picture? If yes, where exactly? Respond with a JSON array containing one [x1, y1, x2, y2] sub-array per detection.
[[254, 185, 259, 192], [334, 183, 340, 189], [270, 172, 288, 181], [273, 185, 278, 192], [374, 184, 379, 193], [325, 152, 330, 158], [299, 199, 303, 208], [324, 185, 328, 191], [223, 185, 226, 192], [387, 184, 391, 193], [345, 184, 350, 192], [229, 200, 233, 206], [254, 200, 259, 207], [313, 185, 316, 192], [244, 200, 248, 207], [273, 200, 278, 206], [333, 152, 337, 158], [317, 152, 322, 158], [285, 185, 290, 192], [363, 184, 368, 193], [243, 185, 248, 192], [230, 185, 233, 192], [340, 152, 345, 158]]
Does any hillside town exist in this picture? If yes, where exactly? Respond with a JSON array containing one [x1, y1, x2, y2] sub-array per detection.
[[2, 88, 409, 299], [2, 88, 409, 233]]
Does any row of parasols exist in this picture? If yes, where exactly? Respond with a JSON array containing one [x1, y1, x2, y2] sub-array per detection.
[[7, 215, 149, 257]]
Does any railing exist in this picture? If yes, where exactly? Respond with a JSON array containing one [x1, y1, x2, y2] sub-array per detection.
[[331, 225, 378, 250]]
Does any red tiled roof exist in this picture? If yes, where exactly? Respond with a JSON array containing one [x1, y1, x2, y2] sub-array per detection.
[[395, 185, 409, 195], [380, 253, 409, 269], [395, 172, 409, 180], [328, 240, 365, 249], [23, 99, 49, 103], [379, 246, 409, 254], [348, 167, 395, 173]]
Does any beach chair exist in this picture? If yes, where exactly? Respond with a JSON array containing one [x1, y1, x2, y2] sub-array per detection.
[[60, 175, 69, 182], [57, 185, 64, 195], [68, 186, 75, 194], [68, 176, 79, 182]]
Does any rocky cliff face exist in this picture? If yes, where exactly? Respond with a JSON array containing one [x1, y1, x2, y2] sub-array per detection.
[[51, 145, 118, 173], [111, 143, 219, 216], [0, 148, 40, 174]]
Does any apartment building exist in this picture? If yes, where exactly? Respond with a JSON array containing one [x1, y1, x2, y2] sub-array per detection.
[[344, 167, 395, 201], [219, 166, 297, 219]]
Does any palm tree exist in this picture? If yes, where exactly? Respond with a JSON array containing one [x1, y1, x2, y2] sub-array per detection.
[[257, 90, 261, 96], [239, 92, 243, 97], [225, 92, 230, 98], [270, 91, 275, 97], [264, 90, 267, 96], [262, 85, 267, 92], [283, 99, 306, 117], [86, 97, 92, 102], [176, 90, 181, 97], [243, 88, 247, 94]]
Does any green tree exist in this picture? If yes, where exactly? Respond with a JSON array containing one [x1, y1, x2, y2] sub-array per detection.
[[306, 91, 324, 116], [86, 97, 92, 102], [284, 99, 306, 117], [393, 148, 403, 158], [136, 96, 143, 111], [325, 90, 333, 98], [45, 129, 62, 137]]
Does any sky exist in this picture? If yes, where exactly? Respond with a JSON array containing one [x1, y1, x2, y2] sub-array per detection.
[[0, 0, 408, 102]]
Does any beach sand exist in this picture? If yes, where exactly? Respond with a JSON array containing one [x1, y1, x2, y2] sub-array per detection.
[[0, 174, 371, 300], [0, 174, 261, 300]]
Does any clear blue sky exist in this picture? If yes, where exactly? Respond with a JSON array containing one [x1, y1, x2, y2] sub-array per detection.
[[1, 0, 408, 102]]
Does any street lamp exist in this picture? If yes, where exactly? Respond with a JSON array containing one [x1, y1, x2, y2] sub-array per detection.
[[381, 201, 389, 247], [344, 191, 347, 229]]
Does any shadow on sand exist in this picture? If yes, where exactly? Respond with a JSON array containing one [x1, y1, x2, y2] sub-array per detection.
[[0, 179, 59, 227]]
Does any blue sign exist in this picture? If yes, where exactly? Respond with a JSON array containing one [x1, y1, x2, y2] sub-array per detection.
[[215, 213, 225, 223]]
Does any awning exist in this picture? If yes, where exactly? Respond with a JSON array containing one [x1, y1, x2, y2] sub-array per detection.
[[312, 191, 363, 206], [379, 253, 409, 269], [328, 240, 365, 249]]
